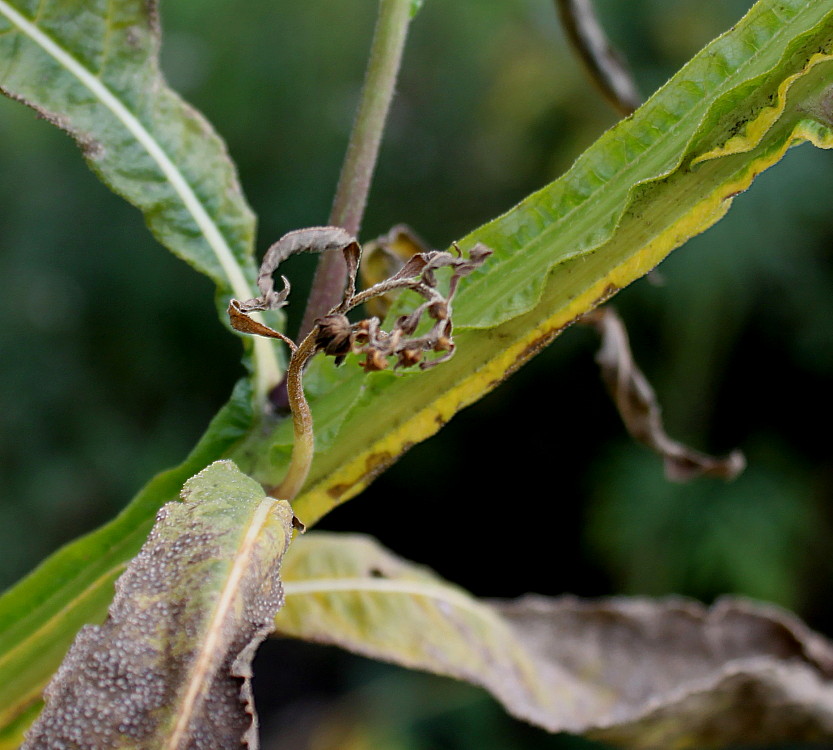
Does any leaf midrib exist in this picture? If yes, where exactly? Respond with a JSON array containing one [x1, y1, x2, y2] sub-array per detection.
[[451, 1, 823, 329], [282, 578, 505, 625], [166, 498, 275, 748], [0, 0, 281, 392]]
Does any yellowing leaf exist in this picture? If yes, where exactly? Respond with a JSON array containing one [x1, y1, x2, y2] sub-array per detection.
[[279, 533, 833, 748]]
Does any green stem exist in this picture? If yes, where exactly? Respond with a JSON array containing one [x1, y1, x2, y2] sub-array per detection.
[[299, 0, 413, 338]]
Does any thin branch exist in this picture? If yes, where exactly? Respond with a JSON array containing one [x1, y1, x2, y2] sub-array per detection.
[[269, 332, 319, 501], [555, 0, 641, 116], [299, 0, 414, 339]]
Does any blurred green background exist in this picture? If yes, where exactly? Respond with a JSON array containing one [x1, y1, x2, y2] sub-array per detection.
[[1, 0, 832, 747]]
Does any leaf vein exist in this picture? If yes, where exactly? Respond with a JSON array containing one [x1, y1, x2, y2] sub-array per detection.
[[0, 0, 281, 393]]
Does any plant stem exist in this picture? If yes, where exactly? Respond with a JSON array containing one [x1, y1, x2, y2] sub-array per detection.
[[270, 332, 319, 501], [299, 0, 413, 338], [555, 0, 640, 116]]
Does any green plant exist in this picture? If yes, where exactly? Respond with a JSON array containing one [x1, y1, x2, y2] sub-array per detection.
[[3, 0, 833, 746]]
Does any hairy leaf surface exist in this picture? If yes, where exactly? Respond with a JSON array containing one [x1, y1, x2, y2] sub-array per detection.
[[0, 0, 281, 393], [23, 461, 295, 750], [2, 0, 833, 738], [277, 533, 833, 748], [0, 383, 255, 746]]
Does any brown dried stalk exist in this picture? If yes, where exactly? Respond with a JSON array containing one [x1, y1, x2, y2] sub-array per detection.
[[229, 227, 491, 502], [555, 0, 641, 116]]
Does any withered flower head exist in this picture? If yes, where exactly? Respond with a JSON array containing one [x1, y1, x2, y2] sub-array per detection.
[[228, 225, 491, 374], [314, 314, 353, 360], [340, 240, 490, 371], [359, 349, 389, 373]]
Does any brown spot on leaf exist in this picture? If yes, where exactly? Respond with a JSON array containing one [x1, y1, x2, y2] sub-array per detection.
[[327, 483, 351, 500], [326, 447, 413, 500]]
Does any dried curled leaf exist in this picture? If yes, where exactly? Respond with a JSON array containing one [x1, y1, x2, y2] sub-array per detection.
[[228, 299, 297, 350], [584, 306, 746, 481], [359, 224, 430, 318], [236, 227, 361, 314], [23, 461, 295, 750], [278, 532, 833, 748]]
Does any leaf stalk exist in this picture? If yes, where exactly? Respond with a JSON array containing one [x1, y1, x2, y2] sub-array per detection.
[[270, 333, 318, 501]]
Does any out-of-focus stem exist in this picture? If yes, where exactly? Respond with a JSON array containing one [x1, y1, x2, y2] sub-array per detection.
[[299, 0, 413, 338], [555, 0, 640, 116]]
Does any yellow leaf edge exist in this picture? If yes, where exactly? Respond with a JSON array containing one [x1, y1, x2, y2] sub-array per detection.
[[293, 115, 833, 527]]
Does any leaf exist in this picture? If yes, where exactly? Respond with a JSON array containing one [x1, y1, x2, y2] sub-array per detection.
[[448, 1, 833, 331], [582, 307, 746, 480], [22, 460, 295, 750], [0, 381, 255, 747], [277, 532, 833, 748], [0, 0, 281, 395]]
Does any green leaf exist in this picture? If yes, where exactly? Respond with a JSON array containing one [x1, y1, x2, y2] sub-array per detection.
[[277, 532, 833, 747], [409, 0, 424, 19], [0, 0, 282, 395], [267, 0, 833, 525], [24, 460, 295, 749], [448, 1, 833, 330]]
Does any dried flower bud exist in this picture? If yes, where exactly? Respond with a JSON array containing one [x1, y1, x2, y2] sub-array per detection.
[[427, 300, 448, 320], [396, 347, 423, 369], [435, 337, 453, 353], [468, 242, 492, 263], [360, 349, 389, 373], [314, 314, 354, 359], [352, 318, 375, 344]]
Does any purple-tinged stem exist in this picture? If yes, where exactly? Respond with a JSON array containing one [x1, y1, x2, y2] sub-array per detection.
[[299, 0, 413, 339]]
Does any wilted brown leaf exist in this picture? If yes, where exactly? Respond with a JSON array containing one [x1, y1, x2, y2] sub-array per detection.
[[555, 0, 641, 116], [359, 224, 430, 317], [584, 306, 746, 481], [237, 227, 361, 315], [499, 595, 833, 747], [277, 532, 833, 748]]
